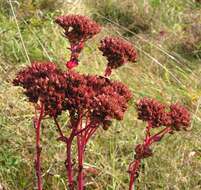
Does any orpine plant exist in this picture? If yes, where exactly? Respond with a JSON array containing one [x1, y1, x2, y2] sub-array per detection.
[[13, 13, 190, 190], [128, 98, 190, 190], [13, 14, 135, 190]]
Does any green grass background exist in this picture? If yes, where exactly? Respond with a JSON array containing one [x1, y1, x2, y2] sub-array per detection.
[[0, 0, 201, 189]]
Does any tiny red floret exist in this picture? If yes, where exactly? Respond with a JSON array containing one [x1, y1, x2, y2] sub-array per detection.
[[66, 59, 78, 69]]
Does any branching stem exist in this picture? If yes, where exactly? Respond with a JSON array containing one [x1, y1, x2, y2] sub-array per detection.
[[128, 123, 172, 190]]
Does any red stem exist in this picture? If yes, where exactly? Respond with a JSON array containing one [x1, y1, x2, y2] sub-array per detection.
[[145, 122, 152, 143], [54, 117, 65, 138], [66, 136, 74, 190], [128, 122, 151, 190], [129, 174, 134, 190], [77, 114, 94, 190], [77, 134, 84, 190], [128, 123, 172, 190], [54, 118, 76, 189], [66, 114, 83, 190], [54, 112, 97, 190], [35, 104, 44, 190], [85, 127, 98, 144], [68, 40, 84, 60], [77, 116, 84, 190], [76, 126, 98, 190], [65, 120, 80, 190], [74, 124, 91, 136], [128, 160, 141, 190], [148, 127, 172, 145]]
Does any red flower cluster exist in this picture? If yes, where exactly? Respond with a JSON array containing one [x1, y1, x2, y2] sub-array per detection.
[[129, 98, 191, 189], [13, 61, 67, 117], [13, 60, 132, 190], [136, 97, 190, 130], [13, 62, 132, 127], [55, 15, 101, 44], [169, 103, 190, 130], [64, 71, 132, 129], [136, 98, 168, 127], [99, 37, 137, 76]]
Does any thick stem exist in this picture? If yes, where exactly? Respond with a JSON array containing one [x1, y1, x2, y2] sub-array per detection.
[[129, 174, 134, 190], [128, 160, 141, 190], [76, 116, 85, 190], [65, 114, 83, 190], [76, 114, 94, 190], [77, 134, 84, 190], [35, 104, 44, 190], [66, 138, 74, 190], [76, 125, 98, 190]]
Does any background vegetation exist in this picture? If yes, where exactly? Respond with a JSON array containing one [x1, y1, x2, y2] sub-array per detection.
[[0, 0, 201, 189]]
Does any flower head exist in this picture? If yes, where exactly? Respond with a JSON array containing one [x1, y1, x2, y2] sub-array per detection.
[[63, 71, 132, 129], [136, 98, 167, 127], [169, 103, 190, 130], [55, 15, 101, 44], [13, 61, 67, 117], [99, 36, 137, 76]]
